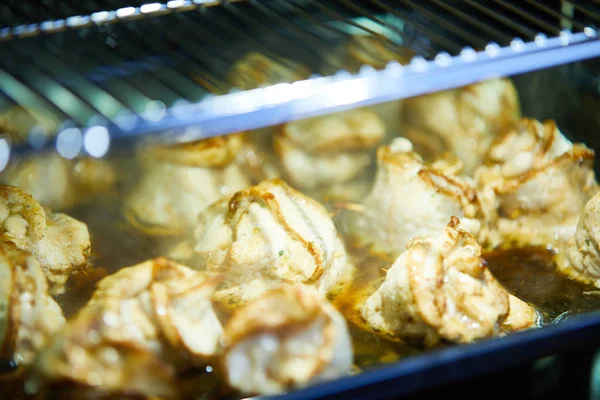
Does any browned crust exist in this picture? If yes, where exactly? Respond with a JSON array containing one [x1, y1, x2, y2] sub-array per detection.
[[407, 219, 509, 341], [346, 36, 413, 69], [377, 146, 484, 220], [418, 170, 479, 208], [458, 78, 521, 135], [152, 273, 222, 356], [402, 78, 520, 165], [0, 247, 18, 358], [0, 185, 47, 242], [123, 207, 186, 237], [225, 179, 325, 283], [222, 286, 336, 387], [279, 116, 383, 154], [223, 286, 323, 344], [0, 241, 43, 360], [147, 133, 246, 168], [227, 52, 311, 90], [401, 126, 448, 161], [407, 242, 444, 331], [377, 145, 423, 167], [494, 145, 595, 195]]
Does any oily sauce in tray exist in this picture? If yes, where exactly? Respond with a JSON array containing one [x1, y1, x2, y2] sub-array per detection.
[[2, 198, 600, 400]]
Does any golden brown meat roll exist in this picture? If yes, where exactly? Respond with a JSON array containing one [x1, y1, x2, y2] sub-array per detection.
[[475, 118, 597, 246], [194, 179, 356, 305], [0, 240, 65, 366], [125, 133, 263, 235], [557, 192, 600, 287], [275, 109, 385, 201], [360, 217, 538, 346], [343, 138, 491, 256], [227, 52, 311, 90], [221, 285, 353, 395], [2, 153, 116, 211], [35, 258, 223, 399], [403, 78, 521, 174], [0, 185, 91, 293]]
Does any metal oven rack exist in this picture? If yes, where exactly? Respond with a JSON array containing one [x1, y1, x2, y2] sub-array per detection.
[[3, 2, 600, 399], [1, 1, 600, 153]]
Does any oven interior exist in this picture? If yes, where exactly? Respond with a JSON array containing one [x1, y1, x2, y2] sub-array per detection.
[[1, 1, 600, 399]]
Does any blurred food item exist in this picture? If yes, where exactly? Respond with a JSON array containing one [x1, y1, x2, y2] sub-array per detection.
[[194, 179, 356, 305], [221, 285, 353, 395], [275, 109, 385, 201], [475, 118, 597, 246], [322, 35, 413, 74], [557, 192, 600, 287], [0, 105, 59, 144], [0, 185, 91, 294], [35, 258, 222, 399], [0, 240, 65, 366], [343, 138, 490, 257], [503, 293, 540, 332], [1, 153, 116, 210], [227, 52, 311, 90], [125, 133, 271, 235], [403, 78, 521, 174], [360, 217, 537, 346]]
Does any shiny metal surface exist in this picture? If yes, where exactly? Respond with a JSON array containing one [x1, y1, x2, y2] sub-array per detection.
[[0, 1, 599, 156]]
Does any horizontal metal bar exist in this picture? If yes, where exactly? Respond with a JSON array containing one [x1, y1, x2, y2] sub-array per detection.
[[12, 30, 596, 156], [0, 0, 243, 40]]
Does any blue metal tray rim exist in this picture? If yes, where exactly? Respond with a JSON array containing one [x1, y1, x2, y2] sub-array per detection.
[[263, 310, 600, 400]]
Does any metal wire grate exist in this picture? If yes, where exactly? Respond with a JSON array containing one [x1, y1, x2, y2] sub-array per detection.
[[0, 0, 599, 153], [0, 0, 150, 28]]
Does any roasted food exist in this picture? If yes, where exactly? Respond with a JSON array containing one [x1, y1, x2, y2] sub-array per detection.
[[340, 35, 413, 72], [403, 78, 521, 174], [0, 185, 90, 293], [502, 293, 539, 332], [35, 258, 223, 398], [274, 109, 385, 200], [125, 133, 260, 235], [557, 192, 600, 287], [0, 240, 65, 366], [1, 153, 116, 210], [0, 105, 59, 144], [221, 285, 353, 395], [321, 35, 413, 75], [227, 52, 311, 90], [360, 217, 537, 345], [1, 51, 595, 400], [343, 138, 490, 256], [194, 179, 356, 304], [475, 118, 597, 246]]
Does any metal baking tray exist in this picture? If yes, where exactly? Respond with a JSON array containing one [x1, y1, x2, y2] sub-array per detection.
[[2, 1, 600, 399], [269, 310, 600, 400], [265, 58, 600, 399]]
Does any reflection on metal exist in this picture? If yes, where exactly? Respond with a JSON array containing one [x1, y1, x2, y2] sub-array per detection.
[[0, 0, 599, 157]]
